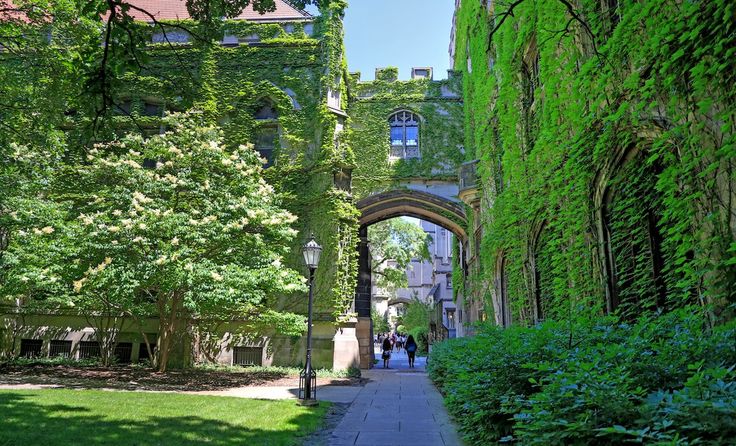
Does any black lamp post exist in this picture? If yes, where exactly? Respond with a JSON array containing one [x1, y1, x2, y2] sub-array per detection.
[[299, 233, 321, 405]]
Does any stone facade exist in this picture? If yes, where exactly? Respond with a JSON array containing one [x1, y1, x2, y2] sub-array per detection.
[[1, 2, 471, 370]]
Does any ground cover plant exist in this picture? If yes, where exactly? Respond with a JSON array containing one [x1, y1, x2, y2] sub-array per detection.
[[428, 307, 736, 445], [0, 389, 329, 446], [0, 360, 361, 391]]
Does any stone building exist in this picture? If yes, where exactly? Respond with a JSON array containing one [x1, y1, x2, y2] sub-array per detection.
[[6, 0, 725, 371], [1, 0, 469, 370], [449, 0, 735, 327]]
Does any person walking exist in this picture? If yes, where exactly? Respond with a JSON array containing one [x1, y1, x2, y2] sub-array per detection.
[[405, 335, 418, 368], [381, 337, 392, 368]]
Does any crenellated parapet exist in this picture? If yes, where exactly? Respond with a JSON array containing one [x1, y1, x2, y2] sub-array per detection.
[[348, 67, 462, 101]]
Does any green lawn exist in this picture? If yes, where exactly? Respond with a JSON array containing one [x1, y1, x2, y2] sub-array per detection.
[[0, 389, 329, 446]]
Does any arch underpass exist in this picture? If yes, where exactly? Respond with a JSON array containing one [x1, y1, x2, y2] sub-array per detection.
[[357, 189, 467, 240], [353, 186, 467, 368]]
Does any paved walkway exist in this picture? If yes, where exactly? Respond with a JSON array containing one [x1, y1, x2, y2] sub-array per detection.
[[193, 383, 362, 403], [327, 346, 463, 446]]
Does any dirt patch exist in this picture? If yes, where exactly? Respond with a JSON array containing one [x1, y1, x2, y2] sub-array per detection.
[[301, 402, 351, 446], [0, 363, 366, 392]]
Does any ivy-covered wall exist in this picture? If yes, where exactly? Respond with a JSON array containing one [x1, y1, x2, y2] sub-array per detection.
[[452, 0, 735, 326], [100, 2, 358, 326], [346, 69, 465, 200]]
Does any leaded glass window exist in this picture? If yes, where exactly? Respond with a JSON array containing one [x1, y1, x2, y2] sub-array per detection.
[[388, 111, 420, 159], [255, 126, 278, 168]]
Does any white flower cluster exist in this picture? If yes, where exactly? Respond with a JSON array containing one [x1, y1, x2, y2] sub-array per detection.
[[86, 257, 112, 276], [132, 191, 152, 204], [75, 256, 113, 292], [257, 179, 275, 197], [33, 226, 55, 235], [224, 216, 250, 232], [189, 215, 217, 226], [121, 159, 142, 169], [208, 140, 223, 153], [163, 174, 180, 185], [283, 282, 302, 292], [168, 146, 184, 158]]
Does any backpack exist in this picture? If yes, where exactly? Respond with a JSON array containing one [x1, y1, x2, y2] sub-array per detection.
[[406, 344, 417, 353]]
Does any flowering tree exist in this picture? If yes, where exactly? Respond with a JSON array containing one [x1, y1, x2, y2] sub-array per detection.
[[4, 113, 306, 371]]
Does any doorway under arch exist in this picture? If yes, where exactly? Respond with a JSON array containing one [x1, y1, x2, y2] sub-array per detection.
[[353, 189, 468, 368]]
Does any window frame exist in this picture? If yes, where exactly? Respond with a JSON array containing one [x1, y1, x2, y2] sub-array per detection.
[[388, 110, 421, 160]]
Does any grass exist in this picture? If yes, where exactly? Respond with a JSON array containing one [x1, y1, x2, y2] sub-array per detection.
[[0, 389, 329, 446]]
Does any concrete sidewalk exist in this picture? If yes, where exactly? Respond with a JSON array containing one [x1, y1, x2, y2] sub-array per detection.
[[326, 347, 463, 446], [192, 384, 362, 403]]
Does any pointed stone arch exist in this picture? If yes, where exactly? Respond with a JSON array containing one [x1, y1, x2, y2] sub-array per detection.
[[357, 189, 467, 241], [353, 187, 467, 368]]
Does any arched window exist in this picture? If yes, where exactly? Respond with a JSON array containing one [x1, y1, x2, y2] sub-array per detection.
[[253, 98, 279, 167], [603, 152, 670, 317], [533, 225, 555, 323], [497, 255, 511, 327], [254, 98, 278, 120], [389, 111, 420, 159], [254, 126, 278, 168]]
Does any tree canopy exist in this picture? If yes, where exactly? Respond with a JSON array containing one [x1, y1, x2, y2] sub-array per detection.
[[368, 218, 432, 292], [2, 112, 307, 371]]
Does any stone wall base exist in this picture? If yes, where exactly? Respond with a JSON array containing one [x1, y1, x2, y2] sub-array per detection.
[[332, 319, 360, 370], [356, 316, 374, 369]]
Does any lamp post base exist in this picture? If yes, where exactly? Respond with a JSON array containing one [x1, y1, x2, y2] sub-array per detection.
[[296, 398, 319, 407]]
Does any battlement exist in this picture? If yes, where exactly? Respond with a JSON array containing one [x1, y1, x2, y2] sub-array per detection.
[[349, 67, 461, 83]]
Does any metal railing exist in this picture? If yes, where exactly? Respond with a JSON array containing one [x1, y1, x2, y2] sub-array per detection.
[[19, 339, 43, 358], [233, 347, 263, 366], [79, 341, 101, 359], [49, 340, 72, 358], [114, 342, 133, 363]]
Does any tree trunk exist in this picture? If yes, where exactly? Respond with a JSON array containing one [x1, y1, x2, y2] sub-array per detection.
[[140, 331, 155, 368], [157, 291, 182, 373]]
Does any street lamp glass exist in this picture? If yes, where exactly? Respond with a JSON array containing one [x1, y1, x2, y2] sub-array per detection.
[[302, 234, 322, 269]]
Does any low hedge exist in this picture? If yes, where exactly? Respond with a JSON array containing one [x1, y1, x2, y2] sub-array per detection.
[[427, 308, 736, 445]]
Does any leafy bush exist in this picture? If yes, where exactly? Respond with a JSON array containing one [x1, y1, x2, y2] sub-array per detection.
[[2, 356, 102, 368], [194, 363, 361, 379], [428, 308, 736, 445], [409, 326, 429, 354]]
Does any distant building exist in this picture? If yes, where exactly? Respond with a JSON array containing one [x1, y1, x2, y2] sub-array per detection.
[[372, 220, 458, 338]]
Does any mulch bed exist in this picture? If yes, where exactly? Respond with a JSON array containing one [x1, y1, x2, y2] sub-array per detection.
[[0, 363, 366, 391]]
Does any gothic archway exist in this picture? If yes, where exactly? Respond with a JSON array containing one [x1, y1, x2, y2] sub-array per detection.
[[357, 189, 467, 240], [353, 188, 468, 368]]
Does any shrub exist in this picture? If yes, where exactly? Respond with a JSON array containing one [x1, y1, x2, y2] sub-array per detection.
[[409, 326, 429, 354], [428, 308, 736, 445]]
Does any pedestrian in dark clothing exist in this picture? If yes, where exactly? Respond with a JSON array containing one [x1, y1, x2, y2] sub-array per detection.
[[381, 337, 392, 368], [405, 335, 418, 368]]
